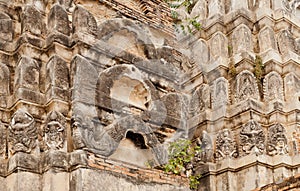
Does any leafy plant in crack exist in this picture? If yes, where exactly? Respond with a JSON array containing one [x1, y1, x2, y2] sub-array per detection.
[[163, 139, 202, 190], [254, 55, 265, 96], [164, 0, 202, 34]]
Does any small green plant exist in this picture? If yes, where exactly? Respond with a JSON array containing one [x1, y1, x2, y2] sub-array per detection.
[[228, 61, 237, 78], [254, 55, 264, 81], [163, 139, 201, 190], [189, 174, 201, 189], [164, 0, 202, 34]]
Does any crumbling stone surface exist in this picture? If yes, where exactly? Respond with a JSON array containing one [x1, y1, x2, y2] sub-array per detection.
[[0, 0, 299, 190]]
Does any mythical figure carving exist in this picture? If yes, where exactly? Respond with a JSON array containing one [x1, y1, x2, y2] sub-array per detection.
[[240, 120, 265, 155], [215, 129, 238, 160], [210, 32, 228, 59], [235, 70, 260, 103], [258, 26, 277, 52], [263, 72, 284, 102], [212, 77, 229, 109], [278, 30, 295, 55], [195, 131, 214, 162], [189, 84, 210, 116], [43, 111, 66, 151], [232, 25, 253, 54], [8, 110, 37, 155], [267, 124, 288, 156]]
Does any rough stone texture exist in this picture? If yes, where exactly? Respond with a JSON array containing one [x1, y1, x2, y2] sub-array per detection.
[[0, 0, 299, 190]]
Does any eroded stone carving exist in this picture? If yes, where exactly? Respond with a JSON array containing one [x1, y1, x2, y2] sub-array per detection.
[[235, 70, 260, 103], [215, 129, 238, 160], [240, 120, 265, 155], [46, 55, 69, 100], [212, 77, 229, 109], [0, 12, 13, 41], [0, 63, 10, 96], [208, 0, 225, 18], [0, 124, 6, 158], [210, 32, 229, 59], [232, 25, 253, 54], [8, 110, 37, 155], [195, 131, 214, 162], [48, 4, 70, 36], [192, 39, 210, 65], [189, 84, 210, 116], [73, 5, 97, 35], [22, 5, 44, 36], [267, 124, 288, 156], [14, 57, 40, 92], [258, 26, 278, 52], [278, 30, 295, 55], [284, 72, 300, 100], [231, 0, 249, 10], [42, 111, 66, 151], [263, 71, 284, 102], [190, 0, 207, 20]]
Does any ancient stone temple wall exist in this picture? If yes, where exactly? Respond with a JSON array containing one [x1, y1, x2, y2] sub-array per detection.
[[0, 0, 299, 191]]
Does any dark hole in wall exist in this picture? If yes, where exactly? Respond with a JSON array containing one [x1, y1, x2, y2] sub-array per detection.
[[126, 131, 148, 149]]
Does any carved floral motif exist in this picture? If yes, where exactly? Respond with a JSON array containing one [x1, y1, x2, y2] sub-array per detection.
[[240, 120, 265, 155]]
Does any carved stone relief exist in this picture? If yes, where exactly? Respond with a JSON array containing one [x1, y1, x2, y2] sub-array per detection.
[[0, 12, 13, 41], [240, 120, 265, 155], [191, 39, 210, 65], [195, 131, 214, 162], [263, 71, 284, 102], [267, 124, 288, 156], [190, 0, 207, 20], [189, 84, 210, 116], [14, 57, 40, 92], [284, 72, 300, 100], [212, 77, 229, 109], [232, 25, 253, 54], [0, 63, 10, 96], [231, 0, 249, 10], [258, 26, 278, 52], [0, 124, 6, 158], [42, 111, 66, 151], [215, 129, 238, 160], [22, 5, 45, 36], [209, 32, 229, 59], [46, 55, 69, 101], [48, 4, 71, 36], [72, 5, 97, 35], [208, 0, 225, 18], [235, 70, 260, 103], [8, 110, 37, 155], [277, 30, 295, 55]]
